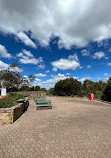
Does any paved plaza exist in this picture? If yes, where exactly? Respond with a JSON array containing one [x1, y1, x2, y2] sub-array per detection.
[[0, 96, 111, 158]]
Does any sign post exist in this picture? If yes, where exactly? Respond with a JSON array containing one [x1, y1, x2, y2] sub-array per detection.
[[1, 86, 6, 98]]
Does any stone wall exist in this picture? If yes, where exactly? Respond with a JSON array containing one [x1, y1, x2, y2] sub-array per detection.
[[0, 98, 29, 125], [16, 91, 46, 99]]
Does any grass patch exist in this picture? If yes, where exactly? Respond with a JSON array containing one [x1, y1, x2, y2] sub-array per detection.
[[0, 93, 24, 108]]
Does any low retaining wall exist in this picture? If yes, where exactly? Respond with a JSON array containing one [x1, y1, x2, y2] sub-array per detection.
[[15, 91, 46, 99], [0, 98, 29, 125]]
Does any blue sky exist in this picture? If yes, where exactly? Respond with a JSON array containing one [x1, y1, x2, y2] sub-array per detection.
[[0, 0, 111, 89]]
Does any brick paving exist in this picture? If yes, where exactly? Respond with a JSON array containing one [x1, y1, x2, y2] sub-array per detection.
[[0, 96, 111, 158]]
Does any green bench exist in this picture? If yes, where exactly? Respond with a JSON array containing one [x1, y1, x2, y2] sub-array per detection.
[[34, 98, 46, 100], [35, 97, 45, 99], [34, 96, 52, 110], [35, 99, 52, 110], [34, 98, 46, 101], [36, 100, 51, 104], [36, 103, 52, 110]]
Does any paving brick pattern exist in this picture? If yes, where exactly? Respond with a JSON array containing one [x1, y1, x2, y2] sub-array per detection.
[[0, 96, 111, 158]]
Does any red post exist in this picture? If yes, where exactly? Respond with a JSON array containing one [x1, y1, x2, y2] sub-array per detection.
[[90, 93, 94, 100], [1, 96, 5, 99]]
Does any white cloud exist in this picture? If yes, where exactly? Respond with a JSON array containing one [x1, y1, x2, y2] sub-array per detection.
[[17, 49, 34, 58], [68, 53, 79, 61], [66, 73, 70, 75], [0, 44, 12, 58], [17, 49, 43, 65], [0, 0, 111, 49], [36, 57, 45, 69], [105, 77, 109, 81], [51, 53, 80, 70], [35, 78, 41, 82], [104, 56, 108, 60], [22, 49, 34, 57], [52, 59, 80, 70], [42, 73, 69, 84], [33, 82, 42, 87], [0, 60, 23, 72], [107, 63, 111, 66], [80, 76, 92, 82], [38, 64, 45, 69], [93, 52, 105, 59], [16, 52, 23, 57], [81, 49, 89, 56], [87, 65, 91, 69], [17, 32, 36, 48], [19, 56, 39, 64], [52, 67, 57, 72], [35, 73, 47, 77], [45, 70, 50, 73], [104, 73, 108, 76], [73, 76, 78, 79], [0, 60, 9, 70]]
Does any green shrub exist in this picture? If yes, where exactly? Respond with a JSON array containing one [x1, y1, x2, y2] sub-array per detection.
[[0, 93, 24, 108], [94, 91, 103, 99], [54, 78, 82, 96]]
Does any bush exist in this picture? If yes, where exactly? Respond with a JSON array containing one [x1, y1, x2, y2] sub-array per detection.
[[54, 78, 82, 96], [102, 77, 111, 102], [94, 91, 103, 99], [47, 88, 55, 96], [0, 93, 24, 108]]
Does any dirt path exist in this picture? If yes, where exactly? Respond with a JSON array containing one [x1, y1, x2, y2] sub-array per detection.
[[0, 96, 111, 158]]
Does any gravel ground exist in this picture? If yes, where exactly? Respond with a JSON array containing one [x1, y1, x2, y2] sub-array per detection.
[[0, 96, 111, 158]]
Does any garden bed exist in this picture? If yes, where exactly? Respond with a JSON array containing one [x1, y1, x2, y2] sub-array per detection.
[[0, 97, 29, 125], [0, 93, 24, 108]]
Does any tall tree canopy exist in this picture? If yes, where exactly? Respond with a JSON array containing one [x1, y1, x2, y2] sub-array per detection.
[[0, 63, 44, 92], [0, 63, 22, 92], [54, 78, 82, 96]]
